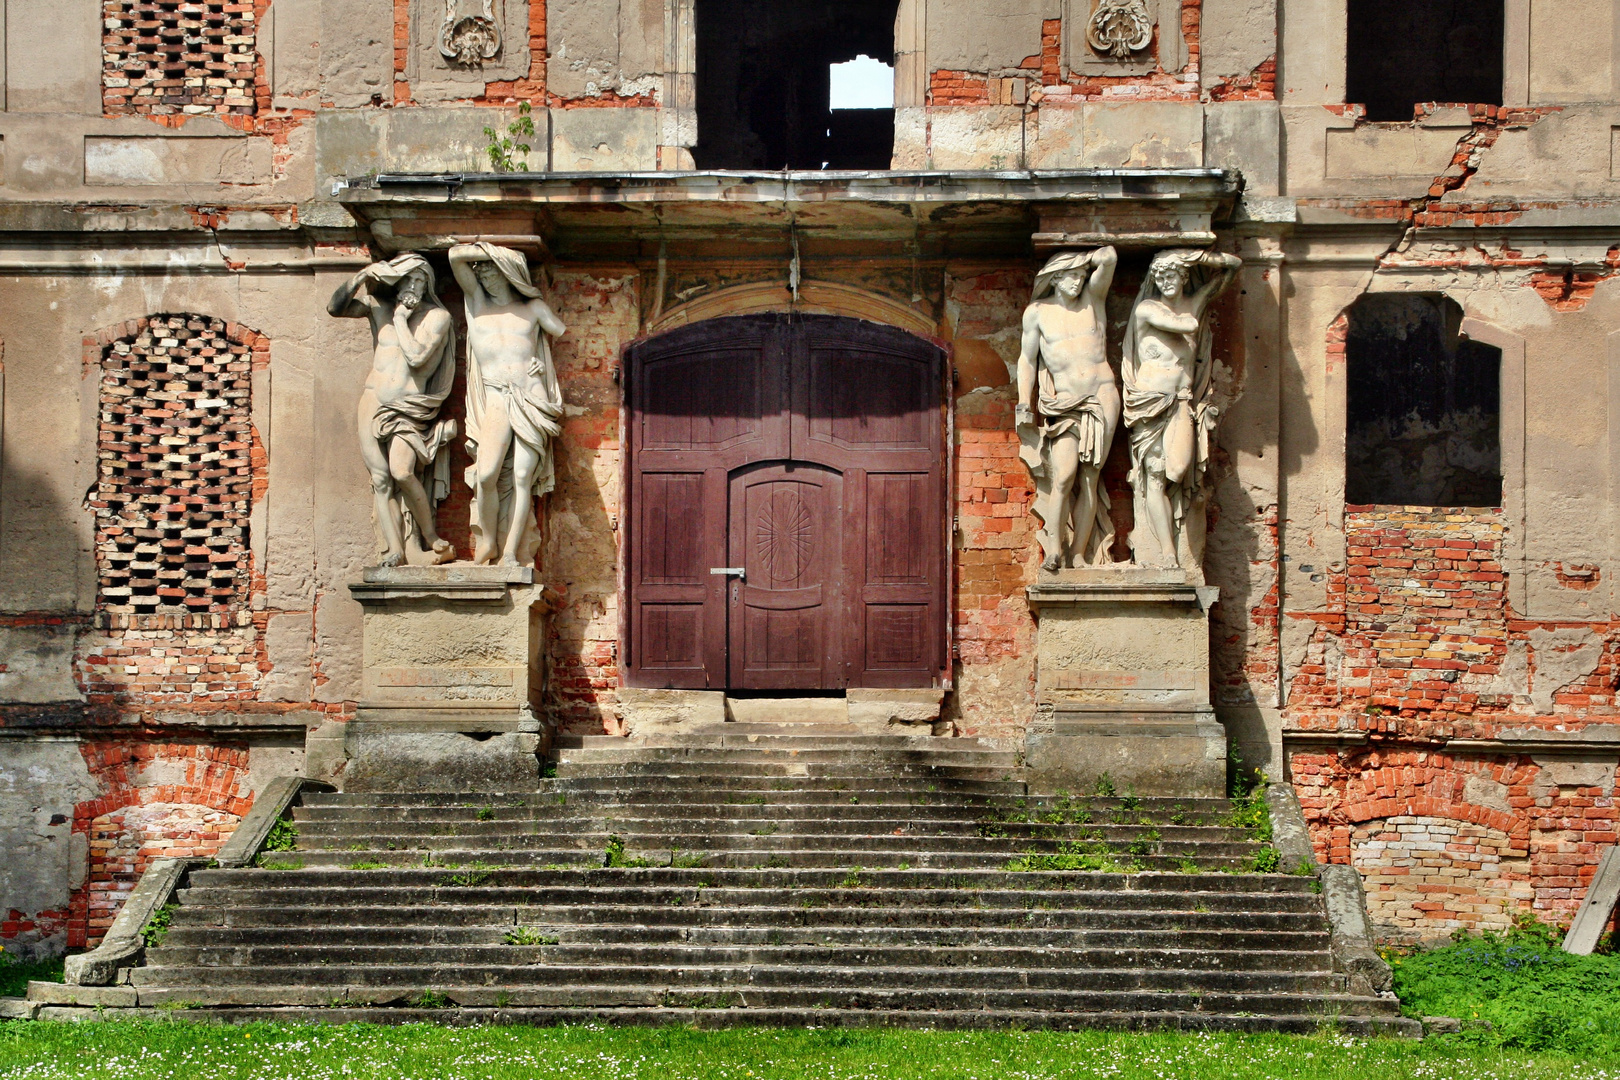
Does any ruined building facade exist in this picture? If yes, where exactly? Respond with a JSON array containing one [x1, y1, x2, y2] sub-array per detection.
[[3, 0, 1620, 956]]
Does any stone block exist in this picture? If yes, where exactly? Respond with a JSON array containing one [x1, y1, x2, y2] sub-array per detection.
[[83, 135, 273, 188], [343, 731, 543, 792], [319, 0, 394, 108], [549, 107, 658, 172], [0, 626, 82, 703], [1199, 0, 1276, 87], [847, 688, 945, 727], [1205, 100, 1280, 196], [620, 689, 726, 736], [1323, 117, 1470, 181], [1529, 0, 1616, 104], [316, 108, 520, 184], [925, 0, 1055, 72], [924, 107, 1027, 170], [4, 0, 100, 114], [1033, 103, 1203, 169], [1024, 715, 1227, 797]]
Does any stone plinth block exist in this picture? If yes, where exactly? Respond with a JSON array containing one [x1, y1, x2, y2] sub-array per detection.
[[343, 565, 557, 792], [1023, 569, 1226, 798]]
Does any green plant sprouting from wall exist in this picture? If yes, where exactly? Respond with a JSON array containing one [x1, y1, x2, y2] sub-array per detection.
[[485, 103, 536, 172]]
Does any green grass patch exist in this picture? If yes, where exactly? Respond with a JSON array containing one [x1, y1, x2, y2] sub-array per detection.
[[0, 954, 63, 999], [263, 817, 298, 853], [1393, 927, 1620, 1060], [1, 1022, 1618, 1079]]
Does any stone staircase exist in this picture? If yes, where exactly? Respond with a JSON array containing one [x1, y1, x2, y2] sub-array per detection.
[[46, 725, 1418, 1033]]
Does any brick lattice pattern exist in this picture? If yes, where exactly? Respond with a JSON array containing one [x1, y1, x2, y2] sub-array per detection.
[[102, 0, 257, 116], [93, 315, 254, 623]]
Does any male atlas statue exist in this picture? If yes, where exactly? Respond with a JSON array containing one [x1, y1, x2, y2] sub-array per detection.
[[449, 242, 568, 567], [1016, 246, 1120, 571], [328, 252, 458, 567]]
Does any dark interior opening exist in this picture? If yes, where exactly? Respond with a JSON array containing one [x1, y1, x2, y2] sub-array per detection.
[[694, 0, 899, 170], [1346, 0, 1503, 121], [1345, 294, 1502, 508]]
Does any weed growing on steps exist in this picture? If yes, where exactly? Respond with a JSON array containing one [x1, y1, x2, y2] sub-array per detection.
[[1092, 773, 1117, 798], [1005, 839, 1143, 874], [502, 927, 559, 946], [409, 990, 450, 1009], [347, 861, 387, 871], [257, 856, 305, 871], [603, 835, 652, 869], [476, 807, 496, 821], [444, 869, 493, 888], [140, 903, 177, 948], [670, 852, 707, 869], [263, 816, 297, 852]]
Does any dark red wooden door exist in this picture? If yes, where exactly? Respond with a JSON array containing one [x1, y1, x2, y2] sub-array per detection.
[[625, 314, 945, 690]]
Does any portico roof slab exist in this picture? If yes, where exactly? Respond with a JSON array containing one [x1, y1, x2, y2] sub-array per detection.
[[336, 169, 1243, 260]]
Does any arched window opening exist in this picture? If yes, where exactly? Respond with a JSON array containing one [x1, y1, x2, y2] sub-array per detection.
[[1345, 294, 1502, 508], [1346, 0, 1503, 122]]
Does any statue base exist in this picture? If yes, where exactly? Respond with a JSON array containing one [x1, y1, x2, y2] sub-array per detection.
[[342, 565, 555, 793], [1023, 569, 1227, 798]]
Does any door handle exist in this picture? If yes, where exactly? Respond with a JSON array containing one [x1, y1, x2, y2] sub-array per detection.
[[709, 567, 746, 580]]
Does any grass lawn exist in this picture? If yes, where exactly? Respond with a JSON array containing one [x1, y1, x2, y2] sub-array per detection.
[[1, 1022, 1619, 1080]]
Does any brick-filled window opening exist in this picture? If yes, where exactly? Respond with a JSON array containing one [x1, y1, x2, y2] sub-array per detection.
[[1346, 0, 1503, 122], [693, 0, 899, 170], [1345, 294, 1502, 508], [102, 0, 258, 116], [94, 315, 254, 621]]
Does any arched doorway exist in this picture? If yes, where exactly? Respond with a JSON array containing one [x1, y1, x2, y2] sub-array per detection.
[[623, 313, 948, 691]]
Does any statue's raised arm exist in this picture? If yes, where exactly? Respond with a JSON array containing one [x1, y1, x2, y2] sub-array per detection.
[[1121, 247, 1241, 571], [1015, 247, 1121, 572], [453, 241, 568, 566], [332, 252, 459, 568]]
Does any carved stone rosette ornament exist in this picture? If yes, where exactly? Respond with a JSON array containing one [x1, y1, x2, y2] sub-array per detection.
[[1087, 0, 1153, 59], [440, 0, 502, 66], [1121, 248, 1242, 570], [327, 252, 459, 568]]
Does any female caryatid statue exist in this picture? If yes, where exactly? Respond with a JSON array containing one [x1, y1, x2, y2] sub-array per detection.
[[449, 242, 568, 567], [1121, 248, 1241, 570]]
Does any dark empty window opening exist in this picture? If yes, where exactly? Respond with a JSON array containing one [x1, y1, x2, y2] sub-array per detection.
[[694, 0, 899, 170], [1346, 0, 1503, 122], [1345, 294, 1501, 508]]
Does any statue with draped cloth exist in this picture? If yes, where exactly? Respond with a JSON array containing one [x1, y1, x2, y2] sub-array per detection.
[[327, 251, 458, 567], [449, 241, 568, 566], [1121, 248, 1241, 569]]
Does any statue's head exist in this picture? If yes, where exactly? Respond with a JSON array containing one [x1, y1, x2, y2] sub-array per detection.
[[1148, 250, 1200, 300], [1054, 268, 1087, 300], [475, 260, 513, 303], [397, 268, 428, 310]]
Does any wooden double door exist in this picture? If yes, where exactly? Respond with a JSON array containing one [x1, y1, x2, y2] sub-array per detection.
[[625, 314, 948, 691]]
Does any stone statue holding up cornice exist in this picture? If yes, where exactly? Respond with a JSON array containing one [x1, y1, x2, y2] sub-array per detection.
[[449, 242, 567, 566], [1121, 248, 1242, 569], [1016, 246, 1120, 571], [328, 252, 458, 568]]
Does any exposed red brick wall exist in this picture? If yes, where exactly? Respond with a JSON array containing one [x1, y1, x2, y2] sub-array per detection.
[[70, 742, 254, 947], [102, 0, 258, 117], [1207, 56, 1275, 101], [1292, 748, 1618, 944]]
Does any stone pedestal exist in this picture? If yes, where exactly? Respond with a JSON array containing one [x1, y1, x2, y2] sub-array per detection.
[[343, 565, 555, 792], [1023, 569, 1227, 798]]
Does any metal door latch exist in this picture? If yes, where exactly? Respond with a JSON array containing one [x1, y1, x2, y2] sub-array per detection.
[[709, 567, 746, 579]]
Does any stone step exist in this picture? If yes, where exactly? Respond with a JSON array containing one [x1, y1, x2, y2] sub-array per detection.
[[159, 1004, 1421, 1037], [162, 910, 1330, 948], [184, 866, 1318, 894], [551, 764, 1027, 783], [724, 699, 850, 724], [145, 933, 1335, 971], [556, 748, 1022, 767], [572, 733, 1010, 750], [254, 849, 1258, 872], [290, 819, 1254, 843], [124, 980, 1400, 1020], [300, 791, 1230, 809]]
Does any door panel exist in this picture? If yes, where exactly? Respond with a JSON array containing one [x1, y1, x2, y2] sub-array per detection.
[[626, 314, 946, 691], [729, 465, 842, 689]]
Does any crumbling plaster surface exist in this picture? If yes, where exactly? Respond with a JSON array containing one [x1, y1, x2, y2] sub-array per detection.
[[546, 0, 665, 100], [1200, 0, 1276, 88], [925, 0, 1056, 73], [0, 739, 96, 959]]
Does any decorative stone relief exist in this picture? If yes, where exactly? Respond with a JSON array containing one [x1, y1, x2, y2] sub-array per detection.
[[328, 254, 459, 568], [1016, 247, 1122, 571], [1121, 249, 1242, 569], [439, 0, 502, 65], [1087, 0, 1152, 59], [449, 243, 568, 566]]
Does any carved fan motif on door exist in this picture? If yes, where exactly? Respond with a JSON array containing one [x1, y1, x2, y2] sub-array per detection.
[[757, 488, 814, 583]]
